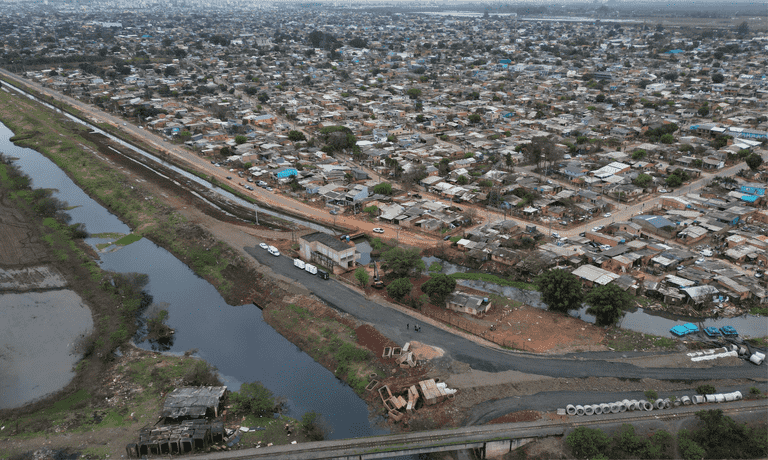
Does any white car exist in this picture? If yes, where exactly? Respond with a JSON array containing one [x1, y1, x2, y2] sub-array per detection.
[[373, 228, 385, 233], [551, 232, 560, 239], [259, 242, 269, 250], [603, 213, 612, 218], [268, 246, 280, 257], [658, 189, 668, 193], [592, 226, 604, 232]]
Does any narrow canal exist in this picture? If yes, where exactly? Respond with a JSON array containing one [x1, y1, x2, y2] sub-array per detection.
[[0, 121, 390, 440]]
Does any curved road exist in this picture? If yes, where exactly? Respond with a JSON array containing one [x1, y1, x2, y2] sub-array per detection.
[[246, 246, 768, 384]]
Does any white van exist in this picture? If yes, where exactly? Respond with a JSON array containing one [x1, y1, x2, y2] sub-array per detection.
[[293, 258, 305, 269], [304, 263, 317, 275]]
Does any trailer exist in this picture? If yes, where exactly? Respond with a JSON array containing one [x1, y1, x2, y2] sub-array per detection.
[[293, 258, 305, 270], [304, 263, 317, 275]]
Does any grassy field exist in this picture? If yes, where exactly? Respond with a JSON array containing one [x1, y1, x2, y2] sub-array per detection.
[[449, 271, 539, 291]]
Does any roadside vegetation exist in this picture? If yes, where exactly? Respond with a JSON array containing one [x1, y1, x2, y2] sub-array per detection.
[[0, 87, 260, 301], [264, 303, 384, 395], [566, 409, 768, 460]]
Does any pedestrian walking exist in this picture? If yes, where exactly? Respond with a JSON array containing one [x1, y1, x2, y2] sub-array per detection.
[[407, 323, 409, 330]]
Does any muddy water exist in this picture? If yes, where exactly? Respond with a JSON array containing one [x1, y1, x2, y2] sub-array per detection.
[[0, 122, 389, 439], [429, 259, 768, 338], [0, 291, 93, 409]]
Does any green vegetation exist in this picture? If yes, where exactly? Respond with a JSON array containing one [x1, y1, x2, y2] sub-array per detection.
[[603, 328, 677, 351], [644, 389, 659, 400], [113, 233, 142, 246], [421, 274, 457, 305], [567, 424, 676, 460], [537, 269, 583, 313], [749, 306, 768, 316], [585, 283, 633, 326], [354, 267, 369, 287], [428, 262, 443, 273], [380, 246, 425, 279], [387, 277, 413, 301], [696, 384, 717, 395], [678, 410, 768, 459], [450, 272, 538, 291], [373, 182, 393, 195], [230, 382, 279, 417]]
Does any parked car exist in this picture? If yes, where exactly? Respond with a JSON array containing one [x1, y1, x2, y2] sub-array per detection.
[[658, 189, 668, 193], [268, 246, 280, 257], [603, 213, 612, 218], [330, 209, 338, 215], [259, 242, 268, 250], [373, 228, 385, 233], [551, 232, 560, 239], [265, 187, 273, 191], [226, 176, 232, 180], [592, 226, 604, 232]]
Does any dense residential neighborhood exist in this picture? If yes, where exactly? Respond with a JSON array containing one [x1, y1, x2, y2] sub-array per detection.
[[3, 4, 766, 317]]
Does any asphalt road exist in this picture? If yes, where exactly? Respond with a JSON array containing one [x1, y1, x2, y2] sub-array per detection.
[[245, 245, 768, 384]]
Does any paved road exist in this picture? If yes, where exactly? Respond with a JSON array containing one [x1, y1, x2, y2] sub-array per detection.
[[246, 245, 768, 384]]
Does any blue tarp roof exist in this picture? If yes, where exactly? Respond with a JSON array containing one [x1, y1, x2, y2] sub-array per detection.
[[683, 323, 699, 332], [740, 195, 759, 202]]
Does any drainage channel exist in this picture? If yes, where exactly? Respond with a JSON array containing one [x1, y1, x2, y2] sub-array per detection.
[[0, 78, 334, 235]]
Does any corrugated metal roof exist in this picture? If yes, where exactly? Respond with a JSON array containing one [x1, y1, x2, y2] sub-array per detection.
[[161, 387, 226, 419]]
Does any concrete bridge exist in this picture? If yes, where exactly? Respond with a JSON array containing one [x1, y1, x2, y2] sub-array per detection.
[[192, 399, 767, 460]]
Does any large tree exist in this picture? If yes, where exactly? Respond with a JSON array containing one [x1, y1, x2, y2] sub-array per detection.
[[421, 274, 457, 305], [537, 269, 583, 313], [381, 247, 425, 279], [387, 277, 413, 301], [229, 381, 278, 417], [746, 152, 763, 171], [585, 283, 632, 326]]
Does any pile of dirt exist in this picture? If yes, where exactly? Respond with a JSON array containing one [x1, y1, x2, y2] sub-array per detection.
[[407, 341, 445, 361], [488, 410, 541, 424], [355, 324, 398, 356]]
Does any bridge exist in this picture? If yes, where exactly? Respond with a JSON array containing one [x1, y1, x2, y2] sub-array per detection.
[[191, 399, 767, 460]]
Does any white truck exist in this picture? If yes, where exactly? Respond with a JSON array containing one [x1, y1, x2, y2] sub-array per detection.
[[304, 263, 317, 275], [294, 258, 305, 269]]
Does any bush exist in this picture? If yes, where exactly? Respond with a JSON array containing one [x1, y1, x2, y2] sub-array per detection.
[[230, 381, 278, 417], [183, 360, 222, 387], [387, 277, 413, 301], [566, 426, 610, 459], [644, 389, 658, 400], [299, 411, 326, 441], [696, 384, 716, 395]]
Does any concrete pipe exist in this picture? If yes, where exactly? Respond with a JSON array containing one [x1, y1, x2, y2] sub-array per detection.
[[617, 402, 627, 412], [715, 394, 725, 403], [663, 398, 672, 409], [575, 405, 585, 416], [629, 400, 639, 411], [643, 400, 654, 411], [705, 394, 716, 403], [621, 399, 632, 410], [592, 404, 603, 415], [600, 403, 611, 414], [693, 395, 706, 404], [730, 344, 739, 352], [739, 346, 748, 355], [733, 391, 743, 400], [673, 398, 682, 407], [610, 403, 620, 414], [654, 399, 665, 410], [681, 395, 692, 405], [749, 354, 764, 365], [755, 351, 766, 360], [583, 404, 594, 416], [566, 405, 577, 416], [724, 393, 735, 402]]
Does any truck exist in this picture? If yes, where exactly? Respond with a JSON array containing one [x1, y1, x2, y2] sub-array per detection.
[[293, 258, 305, 270], [304, 263, 318, 275]]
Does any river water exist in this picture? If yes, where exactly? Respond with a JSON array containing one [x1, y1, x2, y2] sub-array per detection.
[[0, 121, 390, 439], [426, 257, 768, 338]]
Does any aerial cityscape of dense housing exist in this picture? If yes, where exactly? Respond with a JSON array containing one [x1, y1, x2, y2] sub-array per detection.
[[0, 1, 767, 458]]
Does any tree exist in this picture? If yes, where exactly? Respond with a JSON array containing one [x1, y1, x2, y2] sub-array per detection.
[[299, 411, 326, 441], [537, 269, 583, 313], [219, 146, 231, 157], [421, 274, 457, 305], [746, 153, 763, 171], [354, 267, 369, 287], [381, 247, 425, 279], [711, 73, 724, 84], [678, 429, 707, 460], [348, 37, 367, 48], [387, 277, 413, 301], [631, 149, 646, 160], [406, 88, 422, 99], [633, 173, 652, 188], [660, 133, 675, 144], [566, 426, 610, 459], [468, 113, 482, 124], [288, 130, 306, 142], [736, 21, 749, 37], [234, 135, 247, 145], [257, 92, 270, 103], [456, 175, 468, 185], [229, 381, 278, 417], [584, 283, 632, 326], [698, 104, 710, 117], [373, 182, 393, 195]]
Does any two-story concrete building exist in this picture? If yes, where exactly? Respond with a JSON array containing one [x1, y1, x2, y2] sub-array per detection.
[[299, 232, 359, 273]]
